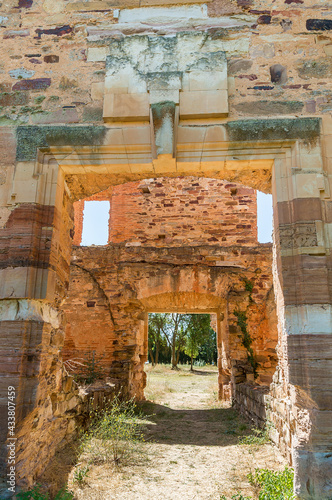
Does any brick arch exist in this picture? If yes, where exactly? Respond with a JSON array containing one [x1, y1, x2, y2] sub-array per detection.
[[138, 291, 226, 313]]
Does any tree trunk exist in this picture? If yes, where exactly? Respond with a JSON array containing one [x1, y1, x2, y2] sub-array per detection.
[[190, 353, 194, 371], [171, 314, 180, 369], [148, 346, 155, 366], [176, 348, 181, 367], [171, 341, 176, 369], [155, 341, 159, 365]]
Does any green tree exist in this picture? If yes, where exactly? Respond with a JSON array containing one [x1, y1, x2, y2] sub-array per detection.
[[148, 313, 167, 366], [162, 313, 188, 369], [148, 313, 216, 369], [148, 313, 189, 369], [197, 327, 218, 365], [184, 314, 211, 370]]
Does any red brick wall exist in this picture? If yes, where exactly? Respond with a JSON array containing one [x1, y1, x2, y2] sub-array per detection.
[[73, 177, 257, 247]]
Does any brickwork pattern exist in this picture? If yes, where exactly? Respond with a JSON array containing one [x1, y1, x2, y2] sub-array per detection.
[[74, 177, 257, 247]]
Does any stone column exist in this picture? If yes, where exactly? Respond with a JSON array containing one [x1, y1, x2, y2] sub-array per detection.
[[273, 131, 332, 499], [0, 152, 78, 489], [216, 309, 231, 401]]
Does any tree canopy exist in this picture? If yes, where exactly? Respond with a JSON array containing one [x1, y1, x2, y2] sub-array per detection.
[[148, 313, 217, 369]]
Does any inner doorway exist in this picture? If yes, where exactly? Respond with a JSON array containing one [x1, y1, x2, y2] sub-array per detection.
[[145, 312, 218, 404]]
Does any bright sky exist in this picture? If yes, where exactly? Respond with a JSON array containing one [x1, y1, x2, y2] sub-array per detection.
[[81, 200, 110, 246], [257, 191, 273, 243], [80, 191, 273, 245]]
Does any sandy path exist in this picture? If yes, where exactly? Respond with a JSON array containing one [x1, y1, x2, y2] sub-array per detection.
[[71, 366, 286, 500]]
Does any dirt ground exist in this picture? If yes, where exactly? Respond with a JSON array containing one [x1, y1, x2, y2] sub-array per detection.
[[67, 365, 286, 500]]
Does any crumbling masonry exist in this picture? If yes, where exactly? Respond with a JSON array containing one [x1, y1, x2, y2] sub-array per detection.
[[0, 0, 332, 498]]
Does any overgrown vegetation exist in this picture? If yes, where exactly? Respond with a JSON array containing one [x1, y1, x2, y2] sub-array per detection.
[[234, 309, 259, 378], [239, 427, 270, 447], [220, 466, 295, 500], [248, 467, 295, 499], [73, 464, 90, 486], [16, 485, 73, 500], [243, 277, 254, 302], [64, 350, 105, 384], [79, 395, 147, 466]]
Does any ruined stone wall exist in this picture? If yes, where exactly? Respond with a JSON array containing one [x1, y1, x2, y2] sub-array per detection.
[[0, 0, 330, 128], [61, 243, 277, 394], [0, 0, 332, 496], [73, 177, 257, 247]]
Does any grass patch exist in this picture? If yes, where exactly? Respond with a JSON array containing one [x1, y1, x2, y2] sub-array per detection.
[[248, 467, 295, 499], [239, 427, 270, 447], [79, 396, 148, 466], [220, 466, 295, 500]]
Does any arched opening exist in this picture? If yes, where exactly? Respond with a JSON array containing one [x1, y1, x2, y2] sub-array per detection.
[[6, 126, 329, 497], [62, 176, 277, 421]]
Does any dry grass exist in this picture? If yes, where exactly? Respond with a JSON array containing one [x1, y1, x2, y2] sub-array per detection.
[[62, 364, 286, 500]]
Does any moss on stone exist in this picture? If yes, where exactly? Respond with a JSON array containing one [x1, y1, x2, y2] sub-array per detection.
[[226, 117, 321, 144], [16, 125, 108, 160]]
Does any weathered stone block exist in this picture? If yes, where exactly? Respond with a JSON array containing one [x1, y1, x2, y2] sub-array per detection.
[[103, 93, 150, 122], [44, 55, 59, 63], [183, 70, 227, 92], [35, 25, 72, 39], [87, 47, 107, 62], [234, 100, 303, 115], [270, 64, 287, 84], [83, 106, 103, 122], [306, 19, 332, 31], [31, 108, 79, 124], [12, 78, 51, 91], [228, 59, 253, 75], [91, 82, 105, 101], [0, 92, 29, 107], [3, 29, 30, 39], [179, 90, 228, 119]]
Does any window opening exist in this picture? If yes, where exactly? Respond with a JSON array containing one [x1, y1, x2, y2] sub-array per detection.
[[257, 191, 273, 243], [81, 200, 110, 246]]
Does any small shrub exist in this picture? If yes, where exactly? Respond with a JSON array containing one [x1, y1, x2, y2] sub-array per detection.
[[239, 427, 269, 446], [16, 485, 49, 500], [220, 467, 294, 500], [17, 485, 74, 500], [73, 464, 90, 486], [80, 395, 147, 466], [54, 489, 75, 500], [64, 350, 105, 384], [248, 467, 295, 500], [233, 310, 259, 377]]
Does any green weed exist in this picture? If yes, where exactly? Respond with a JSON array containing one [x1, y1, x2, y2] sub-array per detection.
[[234, 310, 259, 377], [239, 427, 269, 446], [220, 466, 295, 500], [248, 467, 295, 499], [16, 485, 73, 500], [80, 395, 147, 466], [73, 464, 90, 486]]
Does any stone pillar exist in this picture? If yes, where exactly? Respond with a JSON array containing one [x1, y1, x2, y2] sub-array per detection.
[[216, 309, 232, 401], [273, 132, 332, 499], [73, 199, 84, 246], [0, 154, 78, 490]]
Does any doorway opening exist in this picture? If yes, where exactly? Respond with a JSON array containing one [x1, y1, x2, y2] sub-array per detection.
[[145, 313, 218, 404]]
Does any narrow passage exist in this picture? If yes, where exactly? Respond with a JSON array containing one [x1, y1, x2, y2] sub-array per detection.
[[70, 365, 286, 499]]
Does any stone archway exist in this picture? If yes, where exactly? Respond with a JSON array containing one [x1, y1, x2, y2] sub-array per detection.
[[1, 115, 332, 497]]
